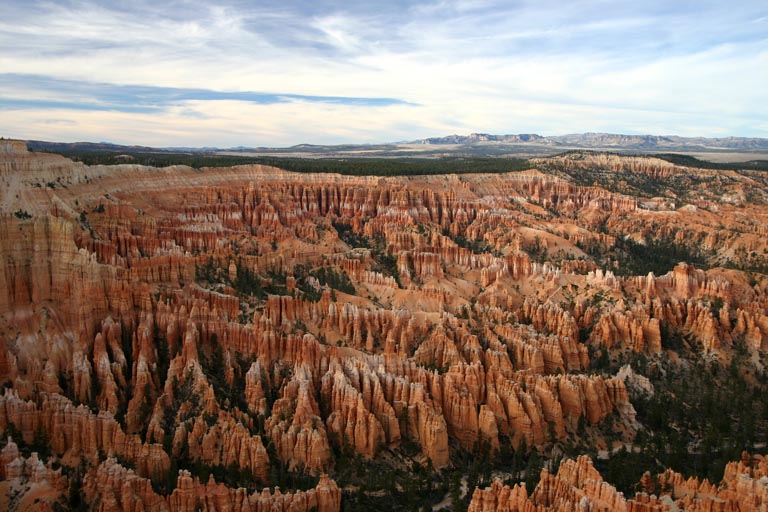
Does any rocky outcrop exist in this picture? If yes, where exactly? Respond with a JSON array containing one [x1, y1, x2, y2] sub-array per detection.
[[0, 446, 69, 512], [267, 364, 333, 473], [654, 452, 768, 511], [495, 323, 588, 374], [0, 390, 170, 480], [484, 373, 631, 447], [321, 360, 387, 459], [468, 479, 533, 512], [590, 309, 662, 353], [469, 456, 630, 512], [83, 457, 168, 512], [182, 418, 270, 482], [83, 458, 342, 512], [469, 453, 768, 512], [536, 153, 680, 178], [168, 470, 341, 512], [245, 360, 269, 415]]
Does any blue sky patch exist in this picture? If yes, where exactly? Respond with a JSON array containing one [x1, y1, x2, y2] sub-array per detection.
[[0, 73, 413, 113]]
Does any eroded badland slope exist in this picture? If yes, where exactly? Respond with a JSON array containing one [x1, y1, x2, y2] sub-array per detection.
[[1, 140, 768, 511]]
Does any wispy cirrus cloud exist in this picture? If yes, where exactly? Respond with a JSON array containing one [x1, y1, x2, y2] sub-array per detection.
[[0, 74, 413, 113], [0, 0, 766, 145]]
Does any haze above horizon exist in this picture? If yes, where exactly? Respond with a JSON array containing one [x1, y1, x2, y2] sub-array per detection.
[[1, 0, 766, 147]]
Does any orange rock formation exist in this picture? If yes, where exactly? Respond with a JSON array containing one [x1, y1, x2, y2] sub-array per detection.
[[2, 142, 768, 510]]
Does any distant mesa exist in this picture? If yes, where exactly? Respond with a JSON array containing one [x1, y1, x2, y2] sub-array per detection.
[[417, 131, 768, 150], [419, 132, 546, 144]]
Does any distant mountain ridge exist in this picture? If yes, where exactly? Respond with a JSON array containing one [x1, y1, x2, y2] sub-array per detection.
[[25, 140, 161, 153], [416, 132, 768, 151], [418, 133, 546, 144], [21, 131, 768, 157]]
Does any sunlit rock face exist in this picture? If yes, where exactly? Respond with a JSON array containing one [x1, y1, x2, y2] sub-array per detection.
[[469, 452, 768, 512], [1, 142, 768, 510]]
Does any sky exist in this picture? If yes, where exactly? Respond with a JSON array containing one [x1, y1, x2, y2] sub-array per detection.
[[0, 0, 767, 147]]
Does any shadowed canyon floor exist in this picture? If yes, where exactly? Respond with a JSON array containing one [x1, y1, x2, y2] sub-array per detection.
[[1, 140, 768, 511]]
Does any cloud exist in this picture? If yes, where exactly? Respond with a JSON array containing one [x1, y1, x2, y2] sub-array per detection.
[[0, 0, 766, 145], [0, 74, 413, 113], [0, 99, 453, 147]]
